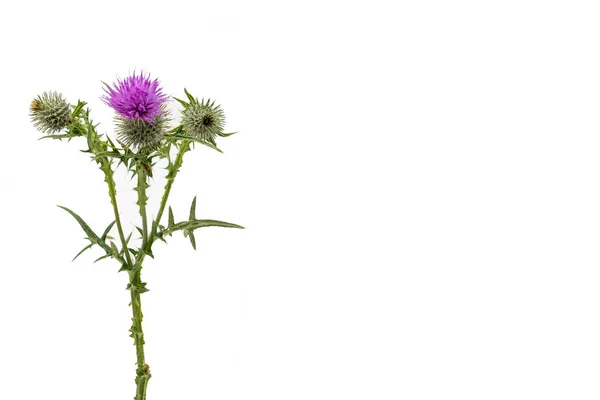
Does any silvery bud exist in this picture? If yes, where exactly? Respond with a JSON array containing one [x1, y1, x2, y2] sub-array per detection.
[[30, 91, 71, 134], [181, 98, 226, 144]]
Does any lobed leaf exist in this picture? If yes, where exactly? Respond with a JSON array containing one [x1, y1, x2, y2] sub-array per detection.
[[161, 219, 244, 237], [164, 133, 223, 153], [58, 205, 112, 254]]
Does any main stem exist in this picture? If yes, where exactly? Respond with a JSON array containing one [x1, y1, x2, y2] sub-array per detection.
[[101, 157, 150, 400], [132, 161, 150, 400], [129, 265, 150, 400], [147, 143, 189, 253], [128, 146, 189, 399], [130, 145, 188, 397]]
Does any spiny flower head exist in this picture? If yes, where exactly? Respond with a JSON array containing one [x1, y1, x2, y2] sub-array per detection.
[[29, 91, 71, 134], [115, 106, 170, 153], [102, 72, 168, 122], [181, 97, 226, 144]]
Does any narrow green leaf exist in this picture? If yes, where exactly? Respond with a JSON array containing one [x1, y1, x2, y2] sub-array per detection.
[[72, 244, 93, 262], [101, 220, 116, 241], [168, 206, 174, 228], [58, 205, 111, 254], [184, 88, 196, 104], [194, 138, 223, 153], [161, 219, 244, 236], [189, 196, 197, 220], [39, 134, 75, 140], [168, 125, 184, 135], [164, 133, 223, 153], [125, 231, 133, 245], [216, 131, 238, 137], [189, 231, 197, 250], [110, 241, 120, 259], [173, 97, 189, 107], [71, 100, 87, 118], [118, 263, 131, 273], [94, 254, 112, 263], [106, 135, 117, 149]]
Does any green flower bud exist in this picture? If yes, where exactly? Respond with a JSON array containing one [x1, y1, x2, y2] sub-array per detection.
[[181, 98, 225, 144], [30, 91, 71, 134]]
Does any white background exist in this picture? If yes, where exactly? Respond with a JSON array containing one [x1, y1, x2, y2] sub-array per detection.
[[1, 1, 599, 399]]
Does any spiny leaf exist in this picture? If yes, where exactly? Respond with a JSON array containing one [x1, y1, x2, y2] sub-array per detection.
[[189, 196, 197, 220], [168, 125, 184, 135], [94, 151, 144, 162], [94, 254, 112, 263], [125, 231, 133, 245], [157, 142, 171, 160], [216, 131, 238, 137], [57, 205, 112, 254], [173, 97, 189, 107], [72, 244, 93, 262], [189, 231, 197, 250], [126, 282, 149, 294], [168, 206, 174, 228], [101, 220, 116, 241], [164, 133, 223, 153], [71, 100, 87, 118], [118, 263, 131, 273], [110, 241, 120, 258], [184, 88, 196, 104], [39, 133, 77, 141], [106, 135, 117, 149], [161, 219, 244, 237]]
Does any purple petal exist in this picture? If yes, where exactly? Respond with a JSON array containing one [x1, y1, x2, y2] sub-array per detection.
[[102, 72, 168, 122]]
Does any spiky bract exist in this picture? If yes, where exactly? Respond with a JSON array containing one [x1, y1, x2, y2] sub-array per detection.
[[115, 109, 169, 152], [30, 91, 71, 134], [181, 98, 225, 144]]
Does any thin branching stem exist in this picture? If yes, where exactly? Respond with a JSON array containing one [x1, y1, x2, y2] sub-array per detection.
[[147, 142, 190, 252], [100, 158, 134, 268], [136, 162, 149, 249]]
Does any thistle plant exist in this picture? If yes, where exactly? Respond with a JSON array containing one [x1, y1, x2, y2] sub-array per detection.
[[30, 72, 243, 400]]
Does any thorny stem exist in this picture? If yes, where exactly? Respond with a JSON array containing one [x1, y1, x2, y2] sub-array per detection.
[[86, 114, 150, 399], [129, 265, 150, 400], [147, 142, 189, 252], [100, 158, 133, 268], [132, 160, 151, 400], [100, 158, 150, 399], [136, 162, 149, 248], [127, 145, 191, 400]]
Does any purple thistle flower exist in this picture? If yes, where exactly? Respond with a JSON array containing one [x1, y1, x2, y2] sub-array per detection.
[[102, 72, 168, 122]]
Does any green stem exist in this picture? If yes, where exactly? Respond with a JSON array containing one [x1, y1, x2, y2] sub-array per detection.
[[129, 266, 150, 400], [132, 161, 151, 400], [100, 158, 133, 268], [136, 162, 149, 249], [147, 142, 189, 252]]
